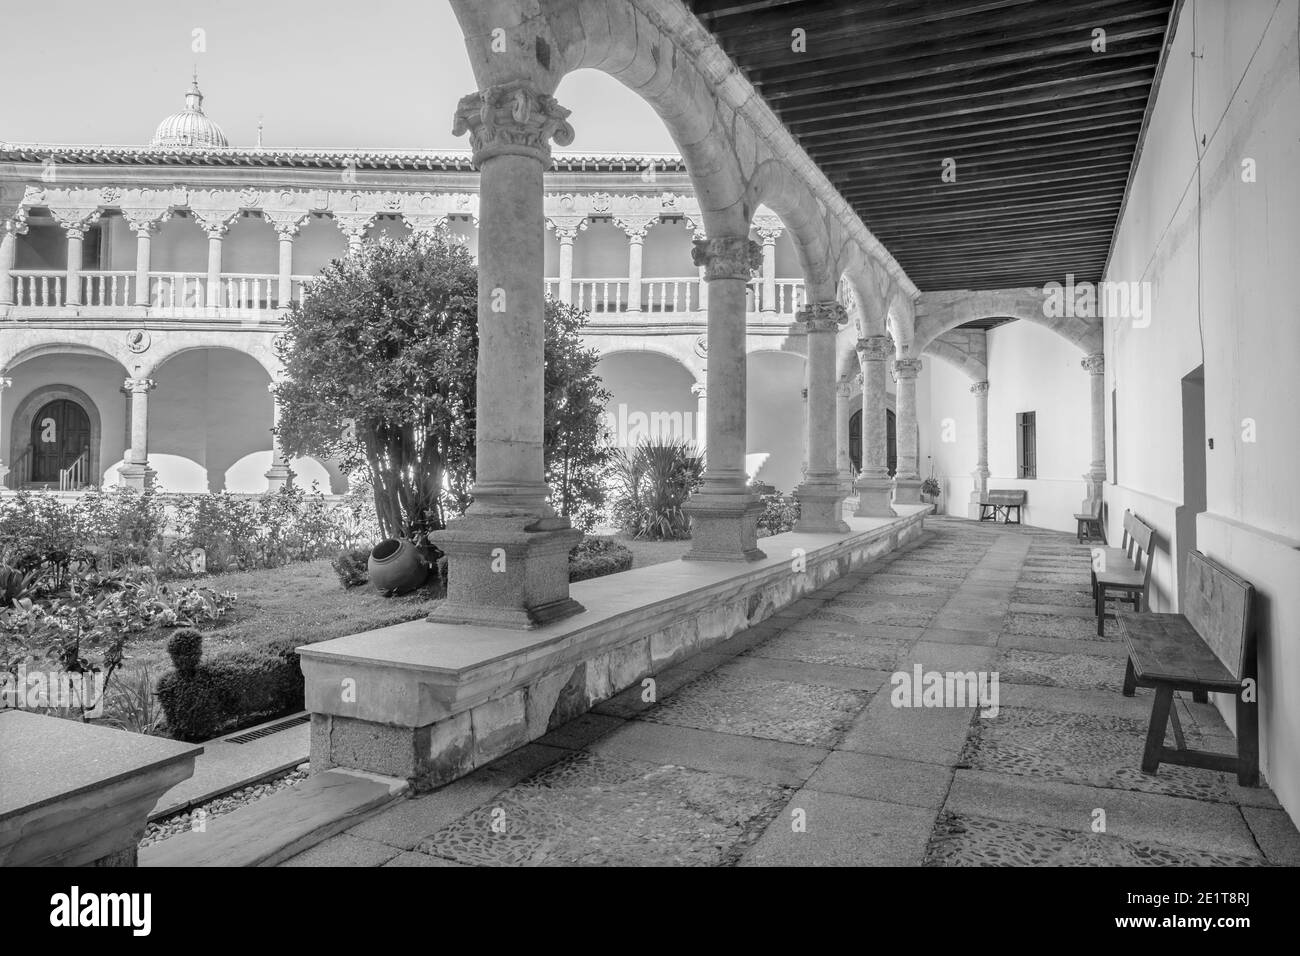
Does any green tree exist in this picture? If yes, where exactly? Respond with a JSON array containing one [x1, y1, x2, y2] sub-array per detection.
[[273, 230, 612, 547]]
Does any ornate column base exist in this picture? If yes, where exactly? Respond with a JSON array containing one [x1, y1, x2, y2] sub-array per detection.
[[853, 476, 897, 517], [893, 477, 924, 505], [118, 464, 155, 492], [428, 518, 584, 630], [683, 494, 766, 562], [265, 465, 295, 494], [793, 479, 849, 533]]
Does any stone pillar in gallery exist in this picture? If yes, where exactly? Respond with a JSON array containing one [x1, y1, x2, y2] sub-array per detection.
[[1082, 352, 1107, 512], [265, 381, 295, 493], [549, 216, 586, 305], [0, 375, 11, 485], [691, 381, 707, 452], [836, 377, 853, 491], [755, 217, 782, 317], [853, 336, 896, 517], [429, 81, 585, 629], [793, 302, 850, 532], [892, 357, 924, 504], [617, 215, 656, 313], [682, 236, 765, 561], [0, 213, 27, 306], [51, 207, 101, 307], [120, 377, 156, 491], [968, 380, 990, 518], [266, 213, 307, 309], [334, 213, 374, 258]]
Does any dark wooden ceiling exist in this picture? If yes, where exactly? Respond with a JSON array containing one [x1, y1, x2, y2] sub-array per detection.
[[687, 0, 1176, 291]]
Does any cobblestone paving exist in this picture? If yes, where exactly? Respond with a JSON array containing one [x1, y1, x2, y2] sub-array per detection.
[[286, 517, 1299, 867]]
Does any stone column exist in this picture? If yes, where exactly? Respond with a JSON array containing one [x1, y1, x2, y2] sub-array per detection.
[[0, 215, 27, 307], [120, 377, 156, 491], [132, 223, 155, 307], [1082, 352, 1106, 512], [0, 375, 11, 485], [549, 217, 586, 305], [892, 357, 924, 504], [755, 218, 782, 317], [967, 380, 991, 518], [50, 208, 100, 307], [793, 302, 849, 532], [691, 381, 707, 451], [430, 80, 584, 629], [204, 224, 225, 309], [853, 336, 896, 516], [334, 213, 374, 258], [265, 382, 294, 493], [683, 236, 765, 561], [616, 216, 655, 313], [836, 377, 853, 489]]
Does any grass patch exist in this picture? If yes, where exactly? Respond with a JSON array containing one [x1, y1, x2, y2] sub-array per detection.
[[126, 559, 438, 672]]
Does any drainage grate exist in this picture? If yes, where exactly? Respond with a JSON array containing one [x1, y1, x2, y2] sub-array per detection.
[[224, 713, 310, 745]]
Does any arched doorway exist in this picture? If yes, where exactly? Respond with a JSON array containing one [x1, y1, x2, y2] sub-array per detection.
[[848, 408, 898, 476], [31, 399, 92, 483]]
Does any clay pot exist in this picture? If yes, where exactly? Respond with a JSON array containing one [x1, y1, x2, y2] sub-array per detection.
[[367, 538, 429, 594]]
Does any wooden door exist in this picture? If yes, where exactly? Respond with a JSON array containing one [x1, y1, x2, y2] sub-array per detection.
[[31, 400, 91, 483]]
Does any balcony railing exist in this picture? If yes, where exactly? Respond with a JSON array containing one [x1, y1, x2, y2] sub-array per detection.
[[7, 270, 804, 316]]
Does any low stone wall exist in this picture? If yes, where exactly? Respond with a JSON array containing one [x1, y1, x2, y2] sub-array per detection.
[[300, 507, 928, 791]]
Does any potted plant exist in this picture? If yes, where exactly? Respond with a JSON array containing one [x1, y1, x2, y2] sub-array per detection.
[[920, 474, 942, 505]]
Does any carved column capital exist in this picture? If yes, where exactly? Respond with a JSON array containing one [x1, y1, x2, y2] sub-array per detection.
[[798, 301, 848, 333], [50, 206, 102, 239], [855, 335, 892, 362], [614, 215, 657, 242], [191, 209, 237, 239], [691, 236, 762, 281], [332, 211, 375, 239], [121, 208, 170, 236], [893, 358, 923, 380], [548, 216, 588, 242], [1082, 352, 1105, 375], [0, 376, 12, 391], [4, 210, 30, 237], [265, 212, 309, 239], [690, 381, 707, 399], [754, 216, 784, 244], [970, 380, 990, 395], [836, 379, 852, 397], [452, 81, 574, 166], [124, 377, 156, 394]]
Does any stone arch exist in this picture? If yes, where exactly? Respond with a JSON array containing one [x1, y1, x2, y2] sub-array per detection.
[[913, 287, 1102, 356], [923, 332, 987, 383], [142, 335, 279, 381], [1, 340, 131, 375], [744, 163, 837, 300], [9, 383, 103, 487], [593, 347, 701, 446]]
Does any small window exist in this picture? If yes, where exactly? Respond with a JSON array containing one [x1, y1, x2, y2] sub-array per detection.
[[1016, 411, 1037, 479]]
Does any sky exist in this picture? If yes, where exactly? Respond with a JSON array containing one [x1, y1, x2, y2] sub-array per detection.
[[0, 0, 679, 154]]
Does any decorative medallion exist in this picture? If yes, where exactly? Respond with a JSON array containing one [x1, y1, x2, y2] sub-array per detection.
[[694, 334, 708, 358], [126, 329, 151, 354], [238, 188, 262, 208]]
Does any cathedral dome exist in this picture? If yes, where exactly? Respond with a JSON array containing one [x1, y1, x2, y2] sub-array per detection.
[[150, 76, 229, 148]]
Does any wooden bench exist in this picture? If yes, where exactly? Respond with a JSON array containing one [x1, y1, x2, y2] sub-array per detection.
[[1075, 499, 1105, 543], [1118, 550, 1258, 786], [1093, 512, 1155, 636], [979, 489, 1026, 524]]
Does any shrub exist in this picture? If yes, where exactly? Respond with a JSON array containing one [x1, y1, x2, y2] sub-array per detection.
[[332, 547, 371, 589], [754, 488, 800, 537], [611, 439, 705, 540], [0, 564, 37, 606], [568, 536, 633, 582], [157, 630, 305, 742]]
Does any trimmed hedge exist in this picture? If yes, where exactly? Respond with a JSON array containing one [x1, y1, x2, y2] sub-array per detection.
[[569, 536, 634, 582], [156, 628, 304, 742]]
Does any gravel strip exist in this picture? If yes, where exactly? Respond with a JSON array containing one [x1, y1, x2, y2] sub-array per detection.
[[140, 764, 310, 848]]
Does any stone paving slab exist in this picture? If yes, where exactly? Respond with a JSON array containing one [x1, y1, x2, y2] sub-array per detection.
[[716, 654, 889, 692], [740, 790, 936, 866], [282, 833, 400, 867], [995, 648, 1126, 691], [1241, 806, 1300, 865], [945, 769, 1260, 857], [589, 721, 827, 787], [837, 693, 976, 766], [805, 751, 953, 809]]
